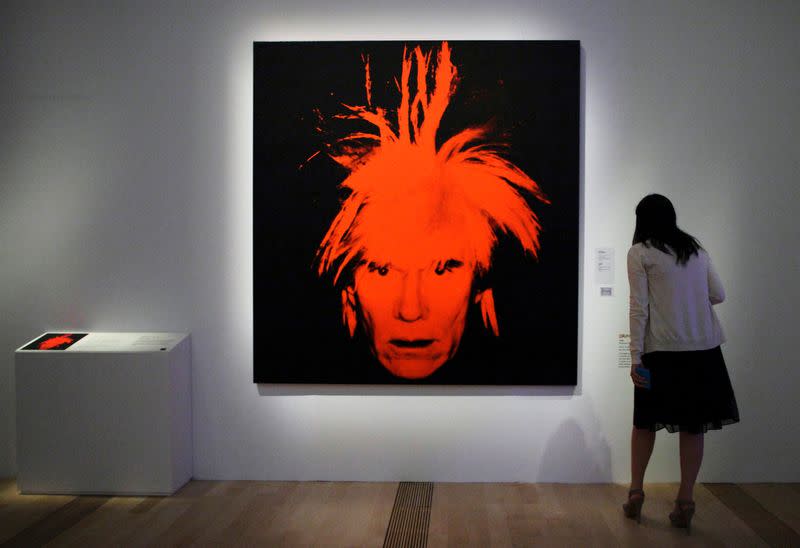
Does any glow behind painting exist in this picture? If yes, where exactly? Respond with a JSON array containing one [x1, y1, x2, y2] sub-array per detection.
[[254, 41, 579, 385]]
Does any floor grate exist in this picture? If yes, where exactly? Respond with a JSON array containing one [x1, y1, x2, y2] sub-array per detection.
[[383, 482, 433, 548]]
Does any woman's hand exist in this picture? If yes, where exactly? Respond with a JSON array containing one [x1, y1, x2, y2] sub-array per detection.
[[630, 364, 649, 388]]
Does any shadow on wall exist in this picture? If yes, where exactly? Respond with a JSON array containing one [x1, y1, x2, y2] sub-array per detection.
[[538, 417, 613, 483]]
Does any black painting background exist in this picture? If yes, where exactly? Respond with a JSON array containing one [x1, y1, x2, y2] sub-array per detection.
[[254, 41, 579, 385]]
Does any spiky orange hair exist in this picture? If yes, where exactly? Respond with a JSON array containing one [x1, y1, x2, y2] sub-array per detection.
[[317, 41, 548, 286]]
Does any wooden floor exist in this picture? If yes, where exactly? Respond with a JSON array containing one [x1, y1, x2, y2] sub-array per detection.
[[2, 479, 799, 547]]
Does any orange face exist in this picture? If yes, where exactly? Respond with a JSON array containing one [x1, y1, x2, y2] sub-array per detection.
[[352, 241, 475, 379]]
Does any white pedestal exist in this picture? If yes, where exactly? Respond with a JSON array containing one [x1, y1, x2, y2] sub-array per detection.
[[15, 332, 192, 495]]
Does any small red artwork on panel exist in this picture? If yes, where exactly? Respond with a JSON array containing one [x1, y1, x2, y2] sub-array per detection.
[[39, 334, 76, 350], [23, 333, 88, 351]]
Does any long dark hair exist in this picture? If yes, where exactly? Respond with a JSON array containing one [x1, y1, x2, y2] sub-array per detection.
[[633, 194, 701, 265]]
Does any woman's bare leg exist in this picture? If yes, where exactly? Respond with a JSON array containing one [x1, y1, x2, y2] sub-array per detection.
[[631, 427, 656, 492], [678, 432, 704, 501]]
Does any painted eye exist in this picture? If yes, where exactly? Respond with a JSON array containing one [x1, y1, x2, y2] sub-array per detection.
[[435, 259, 464, 275], [368, 262, 390, 276]]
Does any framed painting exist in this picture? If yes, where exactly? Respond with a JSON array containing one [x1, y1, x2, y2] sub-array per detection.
[[254, 40, 579, 384]]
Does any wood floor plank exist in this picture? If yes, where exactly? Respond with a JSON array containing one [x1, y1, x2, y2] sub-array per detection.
[[0, 479, 19, 498], [0, 500, 75, 544], [0, 480, 795, 546], [117, 497, 194, 547], [280, 481, 394, 547], [129, 496, 164, 514], [625, 483, 767, 547], [706, 483, 800, 546], [213, 482, 302, 546], [739, 483, 800, 534], [81, 482, 200, 547], [0, 489, 75, 545], [44, 496, 144, 547], [171, 479, 218, 498], [323, 482, 396, 546], [146, 480, 253, 546], [430, 483, 621, 547], [0, 496, 108, 548]]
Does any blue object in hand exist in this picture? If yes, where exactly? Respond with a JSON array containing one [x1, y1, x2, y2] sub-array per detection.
[[636, 366, 651, 389]]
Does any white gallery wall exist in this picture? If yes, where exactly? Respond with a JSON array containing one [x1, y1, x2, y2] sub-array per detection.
[[1, 0, 798, 482]]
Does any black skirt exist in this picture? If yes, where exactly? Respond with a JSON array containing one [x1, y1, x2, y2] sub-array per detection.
[[634, 346, 740, 434]]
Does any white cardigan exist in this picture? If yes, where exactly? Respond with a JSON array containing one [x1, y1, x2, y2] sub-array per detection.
[[627, 243, 726, 365]]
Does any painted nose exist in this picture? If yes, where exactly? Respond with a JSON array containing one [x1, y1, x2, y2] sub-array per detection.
[[396, 272, 426, 322]]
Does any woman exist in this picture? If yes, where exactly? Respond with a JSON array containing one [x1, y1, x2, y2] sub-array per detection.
[[623, 194, 739, 533]]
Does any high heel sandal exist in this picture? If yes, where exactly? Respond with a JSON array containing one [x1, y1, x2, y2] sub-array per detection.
[[623, 489, 645, 523], [669, 500, 695, 534]]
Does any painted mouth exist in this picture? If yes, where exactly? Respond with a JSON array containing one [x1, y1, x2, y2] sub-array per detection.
[[390, 339, 435, 348]]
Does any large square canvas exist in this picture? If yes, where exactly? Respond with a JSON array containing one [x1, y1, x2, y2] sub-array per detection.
[[254, 41, 579, 384]]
